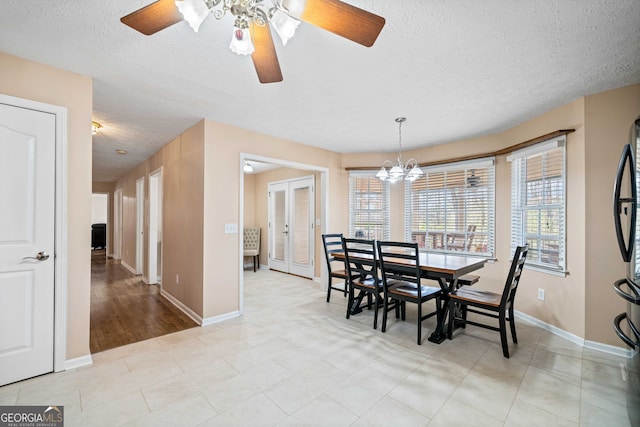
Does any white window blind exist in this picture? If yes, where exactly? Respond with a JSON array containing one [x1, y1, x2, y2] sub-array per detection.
[[508, 135, 566, 272], [349, 171, 390, 240], [404, 158, 495, 256]]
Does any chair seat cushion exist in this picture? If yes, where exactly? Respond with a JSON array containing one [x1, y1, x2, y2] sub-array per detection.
[[451, 286, 501, 306], [244, 249, 259, 256], [388, 280, 440, 298]]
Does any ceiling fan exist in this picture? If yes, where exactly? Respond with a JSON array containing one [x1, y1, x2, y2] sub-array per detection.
[[121, 0, 386, 84]]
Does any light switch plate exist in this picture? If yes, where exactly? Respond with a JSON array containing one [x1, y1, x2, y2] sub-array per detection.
[[224, 223, 238, 234]]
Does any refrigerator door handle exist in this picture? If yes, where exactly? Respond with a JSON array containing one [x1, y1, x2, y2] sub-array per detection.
[[614, 312, 640, 349], [613, 144, 637, 262], [614, 278, 640, 303]]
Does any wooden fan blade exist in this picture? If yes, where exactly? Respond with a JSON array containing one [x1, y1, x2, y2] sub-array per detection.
[[121, 0, 183, 36], [251, 23, 283, 84], [299, 0, 385, 47]]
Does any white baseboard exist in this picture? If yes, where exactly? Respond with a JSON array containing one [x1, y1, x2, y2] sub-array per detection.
[[161, 288, 241, 327], [64, 354, 93, 370], [202, 311, 241, 327], [584, 339, 637, 358], [160, 289, 203, 325], [515, 310, 636, 359], [121, 261, 136, 275]]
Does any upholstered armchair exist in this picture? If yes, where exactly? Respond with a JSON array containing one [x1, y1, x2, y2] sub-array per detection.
[[243, 227, 261, 272]]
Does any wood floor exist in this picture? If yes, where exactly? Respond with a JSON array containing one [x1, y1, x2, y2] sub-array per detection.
[[90, 250, 197, 353]]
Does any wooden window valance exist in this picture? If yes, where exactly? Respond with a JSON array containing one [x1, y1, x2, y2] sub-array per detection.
[[345, 129, 575, 171]]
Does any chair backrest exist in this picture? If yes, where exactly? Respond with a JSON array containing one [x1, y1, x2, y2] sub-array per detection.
[[342, 237, 378, 284], [243, 227, 260, 251], [322, 233, 345, 274], [500, 244, 529, 308], [376, 240, 423, 292]]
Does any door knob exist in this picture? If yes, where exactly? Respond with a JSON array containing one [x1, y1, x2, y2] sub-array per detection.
[[22, 251, 50, 261]]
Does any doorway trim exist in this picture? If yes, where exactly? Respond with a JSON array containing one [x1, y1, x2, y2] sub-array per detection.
[[136, 177, 145, 277], [148, 167, 163, 285], [0, 93, 68, 373], [238, 152, 329, 315], [114, 188, 123, 260]]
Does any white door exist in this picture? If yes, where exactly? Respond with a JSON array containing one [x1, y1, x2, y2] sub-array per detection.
[[269, 181, 288, 273], [0, 103, 56, 386], [268, 176, 315, 278]]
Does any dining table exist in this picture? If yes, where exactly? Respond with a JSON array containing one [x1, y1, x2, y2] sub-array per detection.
[[333, 249, 488, 344]]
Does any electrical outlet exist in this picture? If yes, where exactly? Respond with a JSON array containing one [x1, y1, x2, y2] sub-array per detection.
[[537, 288, 545, 301], [176, 274, 180, 285]]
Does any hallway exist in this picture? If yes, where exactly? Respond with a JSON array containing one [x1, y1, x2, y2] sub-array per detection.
[[90, 250, 197, 353]]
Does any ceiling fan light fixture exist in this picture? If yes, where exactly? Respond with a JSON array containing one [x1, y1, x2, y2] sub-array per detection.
[[175, 0, 210, 32], [270, 8, 300, 45], [229, 21, 254, 55], [280, 0, 306, 19]]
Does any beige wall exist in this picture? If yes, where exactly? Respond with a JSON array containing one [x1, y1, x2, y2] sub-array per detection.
[[115, 122, 205, 317], [92, 181, 115, 257], [584, 84, 640, 345], [0, 52, 93, 359]]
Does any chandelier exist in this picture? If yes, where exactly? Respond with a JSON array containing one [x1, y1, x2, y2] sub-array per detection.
[[175, 0, 302, 55], [376, 117, 423, 183]]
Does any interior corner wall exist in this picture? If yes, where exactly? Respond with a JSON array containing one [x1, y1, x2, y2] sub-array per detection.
[[584, 84, 640, 346], [0, 52, 93, 360], [115, 121, 205, 319]]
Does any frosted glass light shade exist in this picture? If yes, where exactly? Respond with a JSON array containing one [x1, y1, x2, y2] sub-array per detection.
[[229, 27, 254, 55], [389, 165, 404, 179], [175, 0, 210, 32], [270, 9, 300, 45], [281, 0, 307, 19], [376, 167, 388, 181]]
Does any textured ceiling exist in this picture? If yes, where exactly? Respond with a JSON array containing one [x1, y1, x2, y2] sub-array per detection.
[[1, 0, 639, 181]]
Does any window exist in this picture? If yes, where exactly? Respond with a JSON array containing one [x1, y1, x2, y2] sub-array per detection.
[[508, 136, 566, 273], [404, 158, 495, 256], [349, 172, 390, 240]]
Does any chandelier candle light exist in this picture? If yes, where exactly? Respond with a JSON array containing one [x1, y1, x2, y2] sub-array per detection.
[[376, 117, 423, 183]]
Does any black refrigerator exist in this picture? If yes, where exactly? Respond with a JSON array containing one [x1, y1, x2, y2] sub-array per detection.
[[612, 134, 640, 424]]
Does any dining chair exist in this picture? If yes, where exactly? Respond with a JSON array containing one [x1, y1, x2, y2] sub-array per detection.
[[243, 227, 260, 272], [342, 237, 383, 329], [322, 233, 350, 302], [376, 240, 443, 345], [447, 244, 529, 358]]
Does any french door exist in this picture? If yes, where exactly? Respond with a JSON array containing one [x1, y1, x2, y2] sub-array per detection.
[[268, 176, 315, 278]]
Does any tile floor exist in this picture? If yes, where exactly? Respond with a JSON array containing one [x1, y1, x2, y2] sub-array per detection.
[[0, 269, 636, 426]]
